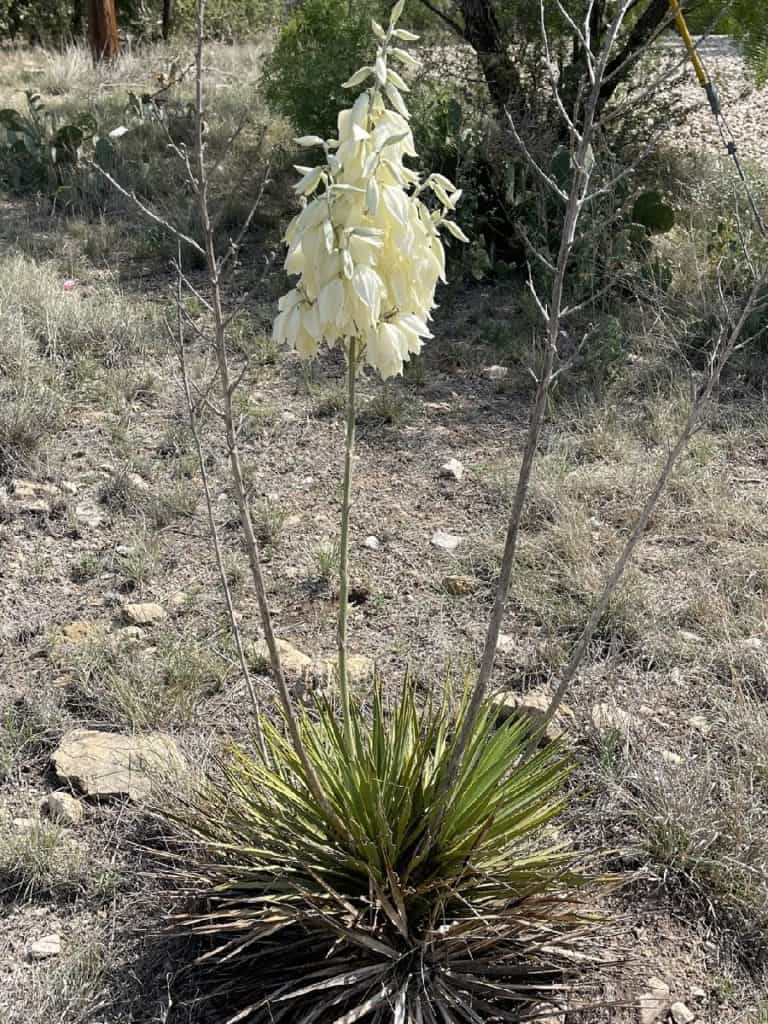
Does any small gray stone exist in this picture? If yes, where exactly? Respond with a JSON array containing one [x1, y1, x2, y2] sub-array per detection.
[[661, 749, 683, 768], [363, 535, 380, 550], [431, 530, 462, 552], [28, 934, 61, 960], [40, 791, 84, 826], [670, 1002, 695, 1024], [439, 458, 464, 482]]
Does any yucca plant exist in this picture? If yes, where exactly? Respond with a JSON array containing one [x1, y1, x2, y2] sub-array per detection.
[[161, 686, 598, 1023], [141, 4, 608, 1021]]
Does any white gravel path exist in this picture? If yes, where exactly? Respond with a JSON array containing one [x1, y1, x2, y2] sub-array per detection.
[[671, 46, 768, 169]]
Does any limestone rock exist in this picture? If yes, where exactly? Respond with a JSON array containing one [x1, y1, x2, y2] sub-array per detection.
[[661, 749, 683, 768], [57, 621, 97, 645], [40, 791, 84, 826], [363, 535, 380, 550], [123, 603, 167, 626], [639, 978, 670, 1024], [670, 1003, 695, 1024], [442, 574, 478, 596], [28, 934, 61, 960], [53, 729, 185, 802], [250, 638, 312, 676], [493, 688, 573, 745], [439, 458, 464, 482], [322, 655, 374, 685], [431, 530, 462, 552]]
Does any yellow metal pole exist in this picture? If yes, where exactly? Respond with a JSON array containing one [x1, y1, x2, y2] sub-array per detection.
[[668, 0, 721, 113]]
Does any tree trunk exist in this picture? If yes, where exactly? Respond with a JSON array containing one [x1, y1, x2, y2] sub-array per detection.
[[162, 0, 176, 40], [457, 0, 525, 116], [88, 0, 119, 62], [598, 0, 670, 112], [450, 0, 673, 126]]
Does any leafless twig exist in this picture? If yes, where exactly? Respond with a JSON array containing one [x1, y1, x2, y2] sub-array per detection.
[[169, 248, 267, 757]]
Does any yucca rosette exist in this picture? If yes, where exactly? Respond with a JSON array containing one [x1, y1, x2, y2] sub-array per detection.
[[273, 0, 467, 379]]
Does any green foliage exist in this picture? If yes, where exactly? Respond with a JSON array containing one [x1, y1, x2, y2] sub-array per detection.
[[174, 0, 279, 38], [264, 0, 381, 137], [161, 685, 597, 1022], [0, 92, 97, 197], [632, 191, 676, 235], [0, 0, 71, 43]]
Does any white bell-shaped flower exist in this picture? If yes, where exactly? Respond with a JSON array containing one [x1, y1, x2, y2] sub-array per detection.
[[273, 1, 467, 379]]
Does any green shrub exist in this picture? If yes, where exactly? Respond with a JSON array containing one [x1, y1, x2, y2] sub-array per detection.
[[159, 685, 599, 1022], [264, 0, 381, 137], [0, 0, 70, 43], [174, 0, 279, 38], [0, 92, 97, 199]]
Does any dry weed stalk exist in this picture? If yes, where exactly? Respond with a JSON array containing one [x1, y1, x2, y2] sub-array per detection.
[[96, 0, 342, 822]]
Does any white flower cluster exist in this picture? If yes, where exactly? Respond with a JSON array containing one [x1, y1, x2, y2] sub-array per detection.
[[273, 0, 467, 380]]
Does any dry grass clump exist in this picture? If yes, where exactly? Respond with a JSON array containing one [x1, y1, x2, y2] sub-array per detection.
[[1, 937, 126, 1024], [584, 689, 768, 966], [0, 696, 59, 783], [0, 254, 158, 365], [0, 284, 64, 477], [0, 820, 92, 902], [61, 630, 232, 731]]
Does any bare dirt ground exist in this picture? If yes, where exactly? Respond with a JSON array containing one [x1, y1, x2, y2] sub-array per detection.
[[1, 37, 767, 1024]]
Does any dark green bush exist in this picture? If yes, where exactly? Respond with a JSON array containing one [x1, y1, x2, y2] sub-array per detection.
[[263, 0, 381, 137], [0, 0, 71, 43]]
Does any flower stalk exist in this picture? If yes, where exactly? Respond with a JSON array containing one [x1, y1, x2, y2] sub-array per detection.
[[337, 338, 360, 744]]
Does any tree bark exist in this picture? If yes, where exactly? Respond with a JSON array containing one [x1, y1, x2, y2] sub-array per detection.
[[598, 0, 670, 111], [457, 0, 524, 115], [88, 0, 119, 62], [448, 0, 673, 125], [162, 0, 176, 40]]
